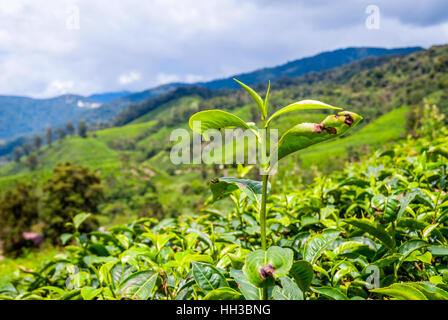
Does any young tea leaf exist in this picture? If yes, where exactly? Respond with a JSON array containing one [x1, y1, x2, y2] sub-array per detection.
[[243, 246, 294, 288], [189, 109, 256, 141], [371, 283, 428, 300], [208, 177, 270, 206], [192, 262, 228, 293], [118, 270, 158, 300], [303, 229, 340, 265], [233, 78, 266, 120], [270, 111, 362, 163], [345, 219, 395, 250], [289, 260, 314, 292], [265, 99, 341, 127], [203, 287, 242, 300], [272, 276, 303, 300]]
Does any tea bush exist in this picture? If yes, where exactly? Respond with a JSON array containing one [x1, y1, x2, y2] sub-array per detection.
[[0, 182, 39, 256]]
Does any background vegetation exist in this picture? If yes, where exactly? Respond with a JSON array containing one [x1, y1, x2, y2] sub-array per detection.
[[0, 45, 447, 300]]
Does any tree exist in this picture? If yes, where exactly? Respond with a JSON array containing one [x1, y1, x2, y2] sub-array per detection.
[[33, 135, 42, 151], [137, 193, 164, 219], [0, 182, 39, 256], [42, 162, 104, 244], [22, 142, 32, 156], [66, 122, 75, 135], [78, 120, 87, 138], [13, 147, 22, 163], [46, 127, 53, 147], [250, 105, 258, 123], [56, 128, 66, 141], [26, 154, 38, 171]]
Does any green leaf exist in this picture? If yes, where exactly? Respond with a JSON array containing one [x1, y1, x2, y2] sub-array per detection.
[[234, 78, 266, 120], [398, 240, 427, 263], [407, 282, 448, 300], [83, 255, 118, 266], [209, 177, 270, 206], [427, 245, 448, 256], [311, 286, 348, 300], [81, 286, 102, 300], [371, 194, 400, 223], [397, 190, 418, 220], [336, 177, 370, 188], [272, 276, 303, 300], [429, 146, 448, 159], [243, 246, 294, 288], [118, 271, 158, 300], [334, 241, 367, 255], [192, 262, 228, 293], [61, 233, 74, 245], [230, 269, 262, 300], [73, 213, 91, 230], [38, 286, 66, 297], [345, 219, 395, 249], [266, 99, 341, 127], [189, 109, 256, 141], [60, 289, 82, 300], [422, 223, 439, 241], [289, 260, 314, 292], [371, 283, 428, 300], [303, 229, 340, 265], [271, 111, 362, 163], [264, 81, 270, 119], [203, 287, 242, 300]]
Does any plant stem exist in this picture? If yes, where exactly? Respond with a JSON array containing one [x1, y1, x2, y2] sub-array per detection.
[[260, 173, 269, 300], [260, 174, 269, 251]]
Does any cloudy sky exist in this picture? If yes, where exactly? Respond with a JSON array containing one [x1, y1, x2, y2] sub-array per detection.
[[0, 0, 447, 98]]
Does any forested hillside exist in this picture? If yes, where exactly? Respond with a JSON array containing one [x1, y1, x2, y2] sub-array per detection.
[[0, 46, 420, 143]]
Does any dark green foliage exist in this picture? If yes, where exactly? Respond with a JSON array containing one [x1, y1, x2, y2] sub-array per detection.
[[13, 147, 22, 163], [56, 128, 65, 140], [33, 136, 42, 151], [22, 142, 31, 156], [46, 127, 53, 147], [25, 154, 38, 171], [42, 162, 104, 244], [136, 193, 163, 219], [78, 120, 87, 138], [0, 182, 39, 256], [66, 122, 75, 135]]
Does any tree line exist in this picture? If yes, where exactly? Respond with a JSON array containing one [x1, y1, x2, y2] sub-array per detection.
[[12, 120, 89, 170]]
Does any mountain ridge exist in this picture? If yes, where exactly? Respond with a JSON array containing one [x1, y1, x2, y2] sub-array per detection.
[[0, 46, 423, 142]]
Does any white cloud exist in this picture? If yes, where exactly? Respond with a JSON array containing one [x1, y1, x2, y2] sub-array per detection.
[[185, 74, 205, 83], [118, 72, 141, 85], [42, 80, 75, 97], [155, 73, 181, 85], [0, 0, 446, 98]]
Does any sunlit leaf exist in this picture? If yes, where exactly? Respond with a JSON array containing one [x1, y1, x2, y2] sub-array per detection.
[[266, 99, 341, 127], [243, 246, 293, 288], [189, 109, 256, 141], [234, 78, 266, 120], [271, 111, 362, 163]]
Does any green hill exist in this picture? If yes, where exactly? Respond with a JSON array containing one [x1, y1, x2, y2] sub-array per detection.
[[1, 44, 447, 219]]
